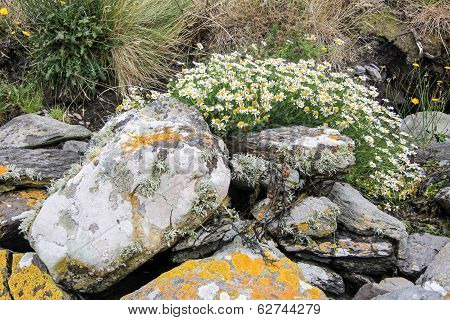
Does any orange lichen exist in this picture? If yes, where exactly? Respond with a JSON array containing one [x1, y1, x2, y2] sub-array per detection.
[[328, 135, 341, 140], [8, 264, 68, 300], [0, 165, 9, 176], [198, 260, 231, 281], [231, 252, 264, 277], [298, 223, 309, 233], [11, 253, 24, 275], [121, 128, 183, 154], [0, 250, 12, 300], [307, 287, 324, 300], [18, 190, 47, 208]]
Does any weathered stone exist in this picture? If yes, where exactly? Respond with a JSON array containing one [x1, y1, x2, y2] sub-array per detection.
[[342, 273, 374, 293], [122, 240, 327, 300], [0, 249, 12, 300], [281, 231, 396, 275], [414, 142, 450, 166], [7, 252, 73, 300], [353, 277, 414, 300], [328, 182, 407, 240], [364, 65, 382, 82], [0, 189, 47, 251], [397, 233, 450, 277], [297, 261, 345, 296], [417, 242, 450, 296], [170, 217, 253, 263], [228, 126, 355, 176], [401, 112, 450, 144], [373, 286, 443, 300], [254, 197, 339, 238], [0, 114, 92, 149], [0, 149, 82, 186], [435, 187, 450, 214], [63, 140, 89, 155], [29, 98, 231, 293]]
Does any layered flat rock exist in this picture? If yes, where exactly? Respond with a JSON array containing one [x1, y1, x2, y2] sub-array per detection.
[[328, 182, 407, 240], [0, 114, 92, 149], [417, 242, 450, 296], [353, 277, 414, 300], [401, 111, 450, 144], [297, 261, 345, 296], [397, 233, 450, 277], [373, 286, 443, 300], [228, 126, 355, 176], [29, 98, 231, 293], [435, 187, 450, 214], [0, 149, 82, 186], [0, 189, 47, 250], [122, 240, 327, 300], [414, 142, 450, 166]]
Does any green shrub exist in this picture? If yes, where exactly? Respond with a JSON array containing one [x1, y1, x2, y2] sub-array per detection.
[[147, 52, 421, 204], [0, 81, 43, 115], [17, 0, 116, 100]]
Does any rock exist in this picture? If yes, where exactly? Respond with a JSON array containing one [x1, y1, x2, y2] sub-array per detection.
[[342, 273, 374, 293], [63, 140, 89, 155], [414, 142, 450, 166], [0, 249, 12, 300], [401, 112, 450, 144], [7, 252, 73, 300], [281, 231, 396, 275], [230, 154, 301, 190], [297, 261, 345, 296], [0, 189, 47, 251], [328, 182, 407, 240], [170, 217, 253, 263], [435, 187, 450, 214], [373, 286, 443, 300], [353, 277, 414, 300], [364, 65, 382, 82], [227, 126, 355, 176], [397, 233, 450, 277], [0, 149, 83, 186], [417, 242, 450, 296], [122, 240, 327, 300], [0, 114, 92, 149], [353, 65, 366, 75], [29, 98, 231, 293], [253, 197, 340, 238]]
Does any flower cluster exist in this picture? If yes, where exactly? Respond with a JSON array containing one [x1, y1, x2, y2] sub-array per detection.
[[166, 52, 422, 202]]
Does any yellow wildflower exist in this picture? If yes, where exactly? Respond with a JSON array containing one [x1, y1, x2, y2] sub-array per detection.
[[22, 30, 31, 37], [0, 7, 8, 16], [412, 63, 420, 68], [445, 66, 450, 70], [411, 98, 420, 105], [431, 98, 440, 103], [237, 121, 246, 128]]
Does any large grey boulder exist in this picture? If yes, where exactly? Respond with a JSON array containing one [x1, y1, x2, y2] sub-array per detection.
[[417, 242, 450, 296], [29, 98, 231, 293], [401, 111, 450, 144], [0, 114, 92, 149], [414, 142, 450, 166], [297, 261, 345, 296], [353, 277, 414, 300], [397, 233, 450, 277], [227, 126, 355, 176], [373, 286, 443, 300], [328, 182, 407, 240]]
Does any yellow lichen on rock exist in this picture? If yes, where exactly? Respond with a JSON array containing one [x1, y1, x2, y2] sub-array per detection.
[[121, 128, 184, 154], [0, 165, 9, 176], [18, 189, 48, 208], [11, 253, 24, 275], [8, 264, 67, 300], [122, 247, 327, 300], [0, 250, 12, 300]]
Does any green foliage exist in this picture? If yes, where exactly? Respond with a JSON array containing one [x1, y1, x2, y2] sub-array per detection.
[[48, 106, 66, 122], [18, 0, 117, 100], [0, 80, 43, 115]]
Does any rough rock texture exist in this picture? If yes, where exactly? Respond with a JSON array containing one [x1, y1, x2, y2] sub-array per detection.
[[401, 112, 450, 144], [263, 197, 339, 238], [397, 233, 450, 277], [353, 277, 414, 300], [435, 187, 450, 214], [297, 261, 345, 296], [414, 142, 450, 166], [0, 249, 12, 300], [0, 149, 82, 185], [63, 140, 89, 155], [170, 217, 252, 263], [122, 240, 327, 300], [328, 182, 407, 240], [373, 286, 443, 300], [0, 114, 92, 149], [281, 231, 396, 275], [0, 189, 47, 250], [417, 242, 450, 296], [228, 126, 355, 176], [29, 98, 231, 293]]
